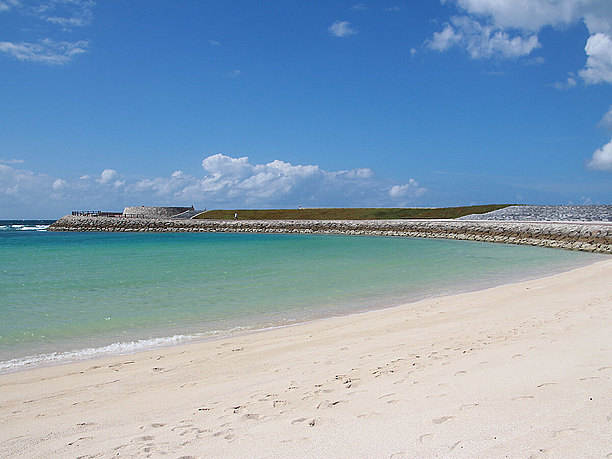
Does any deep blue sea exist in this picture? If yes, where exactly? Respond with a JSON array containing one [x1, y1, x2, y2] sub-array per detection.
[[0, 220, 605, 372]]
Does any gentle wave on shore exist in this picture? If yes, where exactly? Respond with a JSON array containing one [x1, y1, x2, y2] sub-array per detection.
[[0, 230, 605, 372]]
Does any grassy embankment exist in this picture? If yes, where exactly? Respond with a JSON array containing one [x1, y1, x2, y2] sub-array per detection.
[[194, 204, 511, 220]]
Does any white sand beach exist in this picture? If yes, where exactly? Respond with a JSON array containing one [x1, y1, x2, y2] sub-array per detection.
[[1, 259, 611, 458]]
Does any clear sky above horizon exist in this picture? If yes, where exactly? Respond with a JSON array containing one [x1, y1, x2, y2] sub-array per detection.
[[1, 0, 611, 218]]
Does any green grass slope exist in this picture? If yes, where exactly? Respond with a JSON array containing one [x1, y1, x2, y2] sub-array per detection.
[[194, 204, 512, 220]]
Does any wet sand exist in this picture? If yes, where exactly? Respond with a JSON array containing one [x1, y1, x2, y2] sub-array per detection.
[[1, 259, 611, 458]]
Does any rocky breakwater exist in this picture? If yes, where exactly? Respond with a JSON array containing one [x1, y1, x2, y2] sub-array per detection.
[[48, 215, 612, 254]]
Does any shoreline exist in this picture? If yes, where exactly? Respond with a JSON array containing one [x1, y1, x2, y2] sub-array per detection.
[[1, 259, 611, 457], [1, 248, 603, 375]]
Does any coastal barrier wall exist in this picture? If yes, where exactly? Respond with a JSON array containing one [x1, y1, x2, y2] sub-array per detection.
[[48, 216, 612, 254], [122, 206, 193, 218]]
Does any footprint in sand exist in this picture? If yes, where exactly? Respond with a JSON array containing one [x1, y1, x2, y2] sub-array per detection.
[[418, 433, 433, 442], [513, 395, 535, 400], [553, 427, 577, 437], [432, 416, 455, 424], [316, 400, 347, 409], [536, 382, 557, 388], [450, 440, 464, 451], [67, 436, 93, 446], [133, 435, 155, 442], [459, 403, 479, 410]]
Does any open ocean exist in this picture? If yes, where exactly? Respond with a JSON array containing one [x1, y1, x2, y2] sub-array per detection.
[[0, 220, 605, 373]]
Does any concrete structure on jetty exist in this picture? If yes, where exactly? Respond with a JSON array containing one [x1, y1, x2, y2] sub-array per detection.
[[49, 205, 612, 254], [72, 206, 201, 219]]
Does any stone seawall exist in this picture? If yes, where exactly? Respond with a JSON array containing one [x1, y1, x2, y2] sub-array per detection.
[[48, 215, 612, 254]]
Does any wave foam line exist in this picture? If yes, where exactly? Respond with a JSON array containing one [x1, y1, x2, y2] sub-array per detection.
[[0, 325, 257, 374], [0, 335, 193, 373]]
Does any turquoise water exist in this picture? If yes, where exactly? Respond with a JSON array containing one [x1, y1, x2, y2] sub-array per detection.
[[0, 225, 605, 371]]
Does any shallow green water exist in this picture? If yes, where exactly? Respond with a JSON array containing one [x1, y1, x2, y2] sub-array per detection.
[[0, 228, 604, 371]]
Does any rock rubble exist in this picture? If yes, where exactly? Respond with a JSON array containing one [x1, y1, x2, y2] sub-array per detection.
[[459, 205, 612, 222]]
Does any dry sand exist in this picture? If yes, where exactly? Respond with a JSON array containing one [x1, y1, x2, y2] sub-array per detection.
[[1, 259, 611, 458]]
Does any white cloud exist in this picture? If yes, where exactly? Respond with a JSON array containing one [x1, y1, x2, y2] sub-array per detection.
[[428, 15, 540, 59], [0, 163, 53, 199], [33, 0, 95, 29], [52, 178, 67, 190], [0, 154, 427, 216], [429, 23, 462, 52], [209, 39, 221, 46], [0, 38, 88, 64], [98, 168, 118, 184], [587, 138, 612, 171], [0, 0, 19, 12], [383, 6, 401, 12], [0, 158, 25, 164], [351, 3, 367, 11], [430, 0, 612, 77], [598, 105, 612, 130], [579, 32, 612, 84], [553, 74, 578, 90], [329, 21, 358, 38], [454, 0, 586, 31], [0, 1, 94, 64], [389, 179, 426, 198]]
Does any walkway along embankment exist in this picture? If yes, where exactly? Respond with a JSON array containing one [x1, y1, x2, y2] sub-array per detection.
[[48, 215, 612, 254]]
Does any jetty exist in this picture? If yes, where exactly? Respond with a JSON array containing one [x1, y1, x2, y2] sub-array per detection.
[[48, 205, 612, 254]]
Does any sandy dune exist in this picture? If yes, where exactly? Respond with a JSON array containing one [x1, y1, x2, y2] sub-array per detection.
[[1, 259, 611, 458]]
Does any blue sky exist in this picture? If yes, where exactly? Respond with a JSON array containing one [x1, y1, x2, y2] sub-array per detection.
[[1, 0, 611, 218]]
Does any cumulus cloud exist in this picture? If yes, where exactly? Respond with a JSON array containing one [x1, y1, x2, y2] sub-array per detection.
[[52, 178, 67, 191], [579, 32, 612, 84], [98, 168, 118, 184], [587, 138, 612, 171], [428, 15, 540, 59], [329, 21, 358, 38], [598, 105, 612, 131], [139, 154, 425, 207], [0, 38, 88, 64], [0, 155, 427, 217], [453, 0, 585, 31], [389, 180, 426, 198], [552, 74, 578, 90], [0, 163, 54, 202], [430, 0, 612, 72]]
